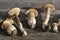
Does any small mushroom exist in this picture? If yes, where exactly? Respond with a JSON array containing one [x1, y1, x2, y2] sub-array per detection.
[[52, 22, 58, 32], [1, 18, 17, 36]]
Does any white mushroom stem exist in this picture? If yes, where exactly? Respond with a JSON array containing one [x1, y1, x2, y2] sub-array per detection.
[[26, 12, 36, 29], [43, 8, 51, 25], [15, 15, 27, 36], [15, 15, 25, 32], [28, 18, 36, 29]]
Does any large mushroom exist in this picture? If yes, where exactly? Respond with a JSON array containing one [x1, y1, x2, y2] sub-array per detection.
[[8, 7, 27, 36], [41, 3, 55, 31], [25, 8, 38, 29]]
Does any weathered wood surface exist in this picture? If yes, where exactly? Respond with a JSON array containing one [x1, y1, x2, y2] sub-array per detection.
[[0, 0, 60, 9]]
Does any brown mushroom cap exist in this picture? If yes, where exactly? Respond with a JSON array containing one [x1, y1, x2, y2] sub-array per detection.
[[25, 8, 38, 17], [52, 23, 58, 27], [8, 7, 20, 16], [41, 3, 55, 13]]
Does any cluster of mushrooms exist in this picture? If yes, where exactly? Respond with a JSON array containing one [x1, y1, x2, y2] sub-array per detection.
[[1, 3, 59, 37]]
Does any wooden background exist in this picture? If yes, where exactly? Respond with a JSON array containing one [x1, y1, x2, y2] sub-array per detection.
[[0, 0, 60, 9]]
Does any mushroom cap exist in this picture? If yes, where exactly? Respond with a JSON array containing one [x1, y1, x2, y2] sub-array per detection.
[[1, 18, 14, 29], [8, 7, 20, 16], [25, 8, 38, 17], [4, 18, 14, 24], [41, 3, 55, 13], [52, 23, 58, 27]]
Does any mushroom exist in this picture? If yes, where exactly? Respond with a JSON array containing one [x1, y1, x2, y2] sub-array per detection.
[[1, 18, 17, 36], [25, 8, 38, 29], [41, 3, 55, 31], [52, 22, 58, 32], [8, 7, 27, 36]]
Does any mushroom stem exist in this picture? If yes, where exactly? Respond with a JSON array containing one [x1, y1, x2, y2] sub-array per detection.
[[44, 8, 50, 25], [15, 15, 27, 36], [42, 8, 51, 30]]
